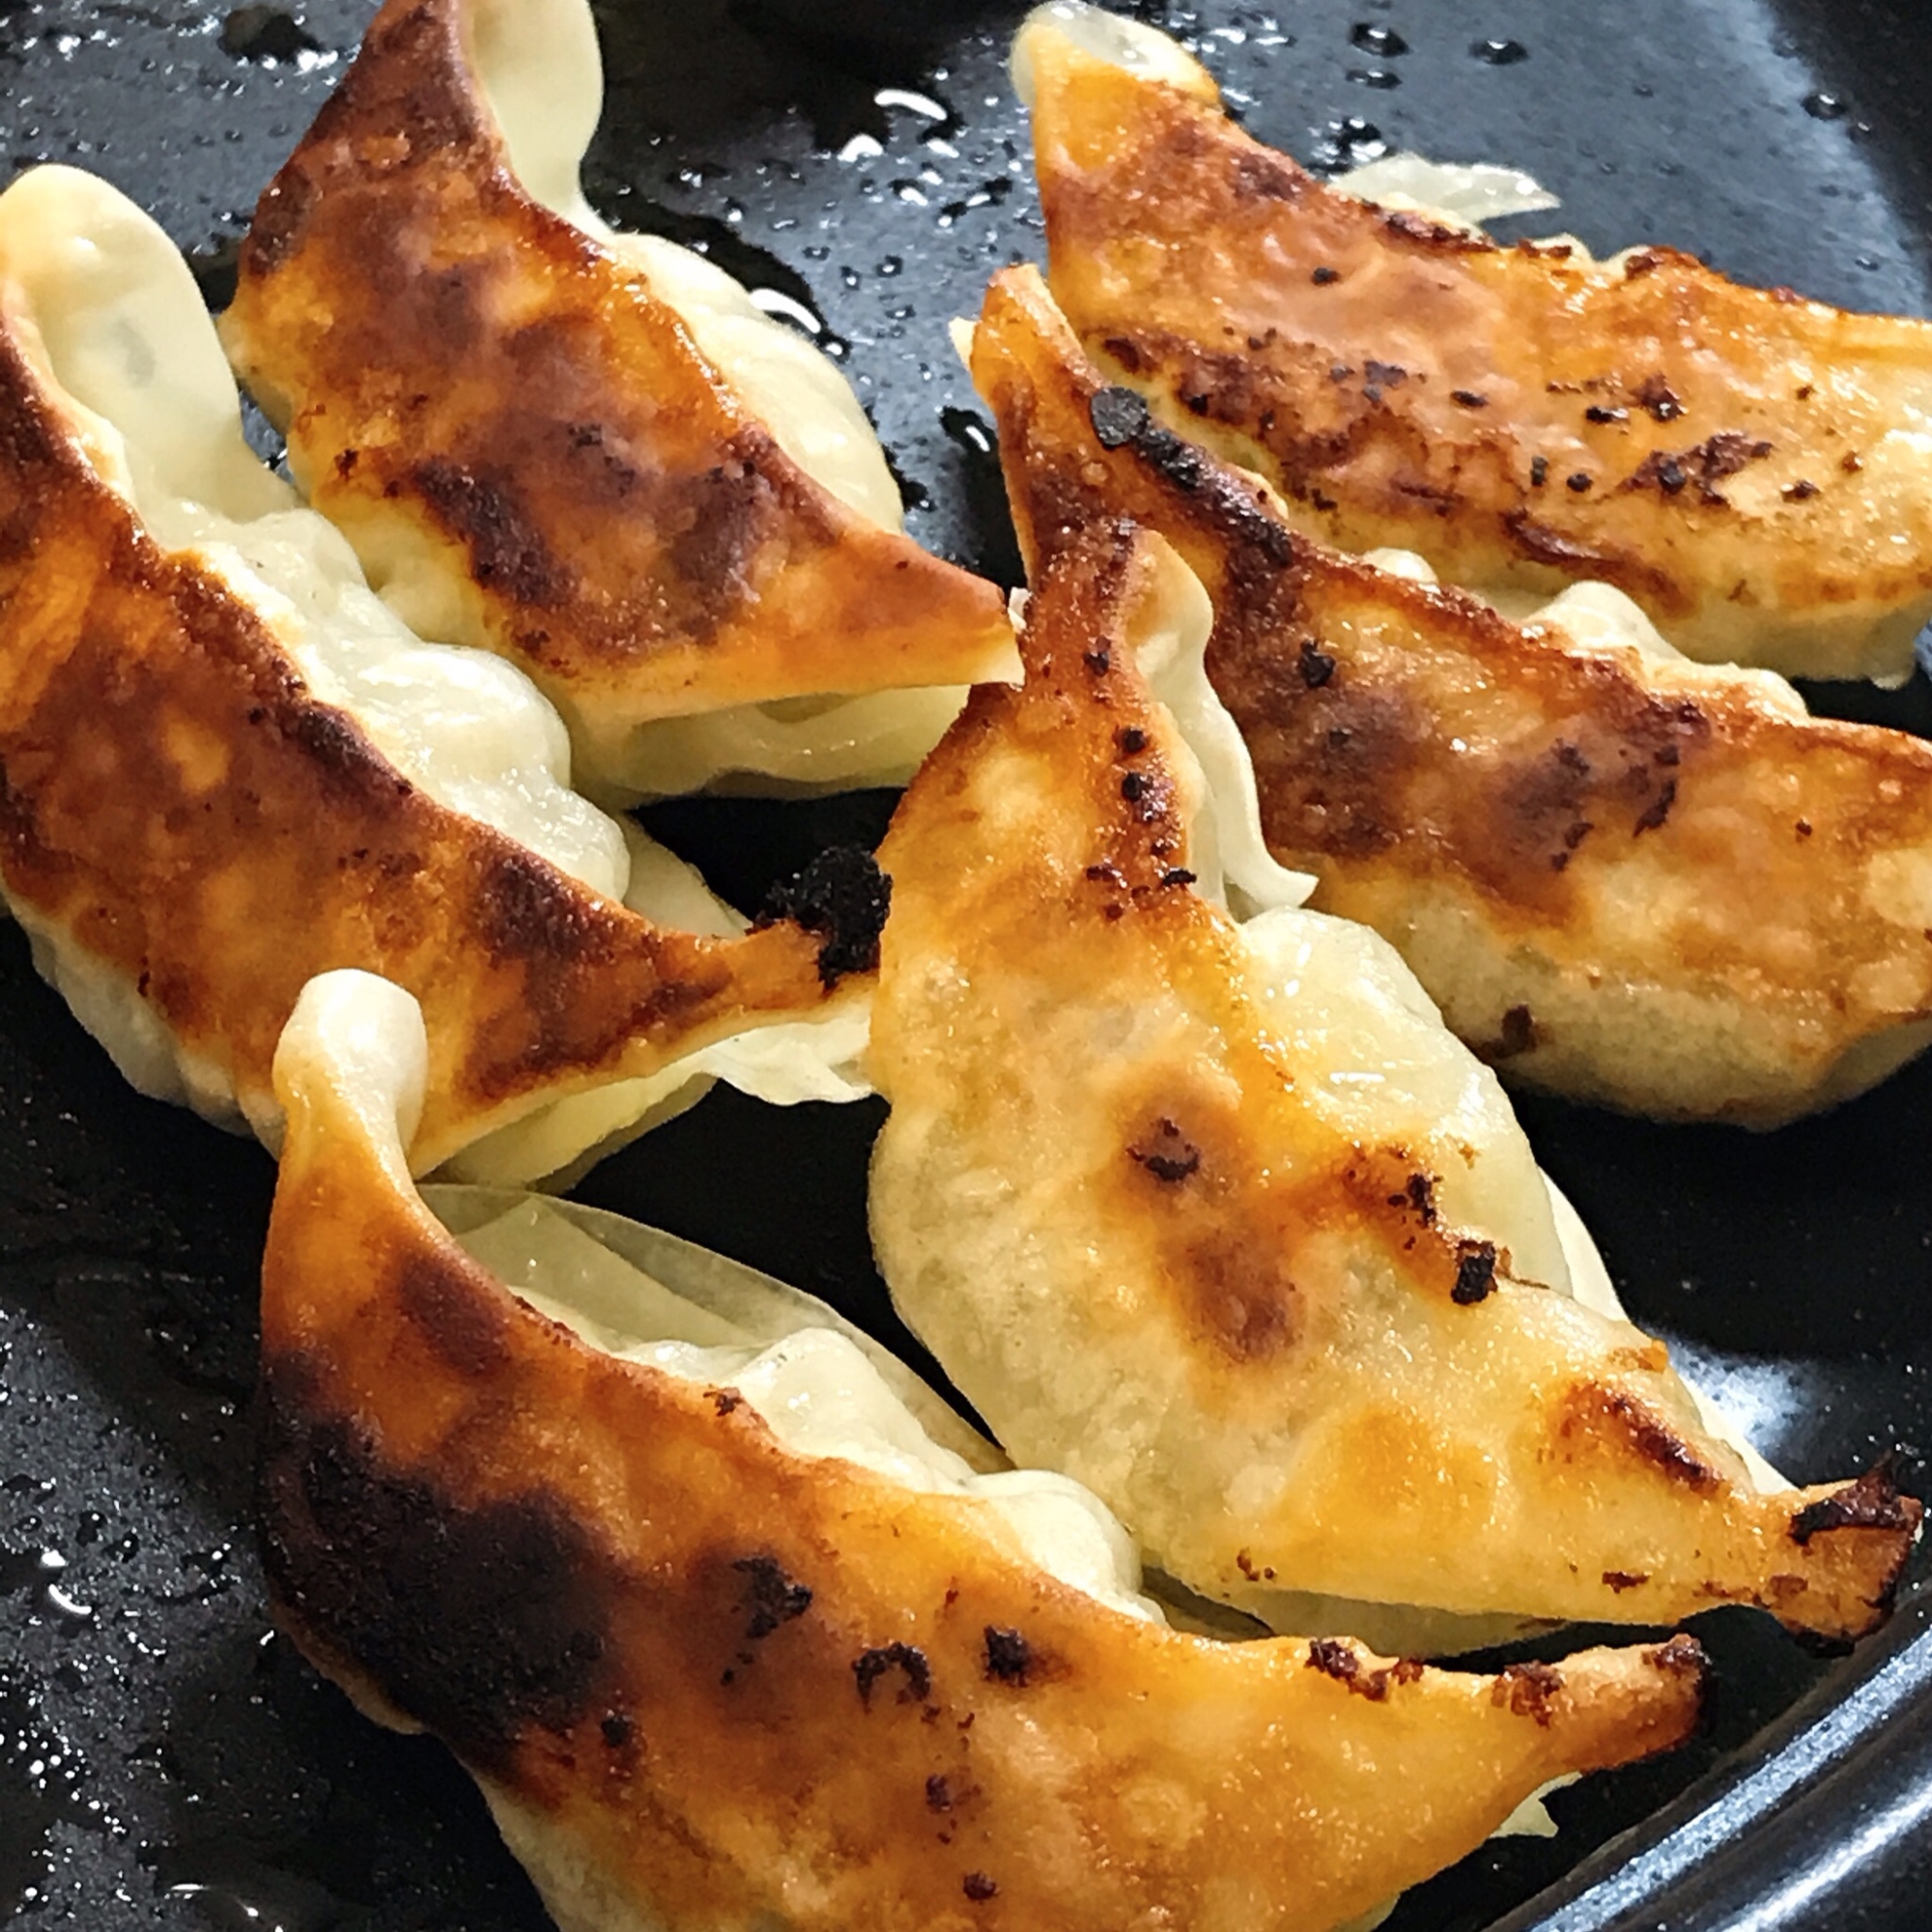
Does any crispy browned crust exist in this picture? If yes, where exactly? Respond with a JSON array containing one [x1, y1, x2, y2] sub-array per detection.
[[1029, 34, 1932, 677], [222, 0, 1012, 781], [869, 522, 1920, 1636], [0, 327, 838, 1170], [259, 1006, 1711, 1932], [971, 266, 1932, 1123]]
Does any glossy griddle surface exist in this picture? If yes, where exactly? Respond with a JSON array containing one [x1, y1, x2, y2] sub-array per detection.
[[2, 0, 1930, 1925]]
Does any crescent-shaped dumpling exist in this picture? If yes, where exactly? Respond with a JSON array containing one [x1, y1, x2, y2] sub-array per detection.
[[221, 0, 1018, 797], [261, 965, 1710, 1932], [0, 165, 856, 1180], [1018, 1, 1932, 681], [867, 519, 1920, 1639], [966, 264, 1932, 1124]]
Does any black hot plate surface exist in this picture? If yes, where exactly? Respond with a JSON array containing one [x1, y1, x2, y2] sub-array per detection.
[[2, 0, 1931, 1926]]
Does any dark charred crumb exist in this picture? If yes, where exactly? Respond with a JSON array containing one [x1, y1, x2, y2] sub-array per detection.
[[963, 1873, 1000, 1902], [1118, 725, 1148, 754], [1388, 1171, 1437, 1225], [1563, 819, 1595, 851], [1085, 862, 1127, 887], [1311, 266, 1341, 285], [1529, 455, 1549, 488], [1161, 867, 1197, 888], [733, 1555, 813, 1641], [1131, 1118, 1202, 1183], [1307, 1637, 1360, 1685], [1634, 374, 1685, 422], [1656, 744, 1680, 767], [754, 845, 890, 987], [1450, 389, 1490, 409], [854, 1642, 932, 1708], [1585, 406, 1629, 424], [1493, 1661, 1564, 1726], [1329, 363, 1353, 384], [1363, 384, 1383, 406], [1102, 903, 1125, 923], [334, 447, 360, 479], [1622, 250, 1662, 279], [1603, 1571, 1650, 1593], [1364, 359, 1408, 390], [1297, 639, 1337, 688], [1451, 1240, 1498, 1306], [1549, 852, 1571, 873], [220, 3, 322, 61], [983, 1626, 1034, 1686], [1311, 488, 1339, 511], [1084, 647, 1113, 674], [1841, 450, 1863, 473], [709, 1389, 742, 1417], [1789, 1453, 1913, 1546], [1645, 1634, 1708, 1679], [925, 1774, 954, 1812], [1566, 471, 1594, 493], [1783, 479, 1820, 500], [1796, 819, 1813, 838], [1630, 432, 1774, 506], [1633, 780, 1678, 836], [601, 1711, 634, 1748], [1307, 1638, 1414, 1700], [1489, 1005, 1538, 1062], [1089, 385, 1151, 449], [1554, 742, 1590, 778], [1797, 384, 1815, 401], [1121, 771, 1149, 804]]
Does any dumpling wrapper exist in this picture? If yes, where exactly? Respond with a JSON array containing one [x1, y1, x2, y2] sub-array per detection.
[[260, 963, 1711, 1932], [222, 0, 1019, 801], [965, 265, 1932, 1125], [0, 164, 867, 1182], [867, 519, 1920, 1639], [1017, 0, 1932, 683]]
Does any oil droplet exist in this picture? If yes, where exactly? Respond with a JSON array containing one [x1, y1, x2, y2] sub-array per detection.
[[1348, 68, 1401, 89], [1312, 118, 1388, 171], [1471, 37, 1528, 65], [1350, 23, 1407, 56], [1803, 91, 1848, 121]]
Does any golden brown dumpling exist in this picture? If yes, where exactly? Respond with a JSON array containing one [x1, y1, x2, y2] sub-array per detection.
[[0, 165, 848, 1180], [867, 520, 1919, 1639], [966, 263, 1932, 1124], [260, 965, 1711, 1932], [222, 0, 1017, 797], [1020, 1, 1932, 681]]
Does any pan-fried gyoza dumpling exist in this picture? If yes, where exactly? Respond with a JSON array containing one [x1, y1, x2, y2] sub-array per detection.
[[0, 164, 867, 1182], [966, 265, 1932, 1124], [260, 964, 1711, 1932], [1017, 0, 1932, 682], [867, 521, 1920, 1639], [221, 0, 1018, 800]]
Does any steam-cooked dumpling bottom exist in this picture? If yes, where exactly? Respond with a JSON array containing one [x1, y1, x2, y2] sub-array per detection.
[[967, 266, 1932, 1124], [261, 965, 1710, 1932], [1018, 1, 1932, 682], [0, 164, 863, 1180], [221, 0, 1019, 800], [867, 523, 1919, 1638]]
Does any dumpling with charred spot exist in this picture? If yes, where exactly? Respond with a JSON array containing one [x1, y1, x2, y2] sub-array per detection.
[[964, 264, 1932, 1126], [0, 164, 869, 1183], [260, 963, 1712, 1932], [1017, 0, 1932, 682], [866, 520, 1921, 1641], [221, 0, 1019, 802]]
